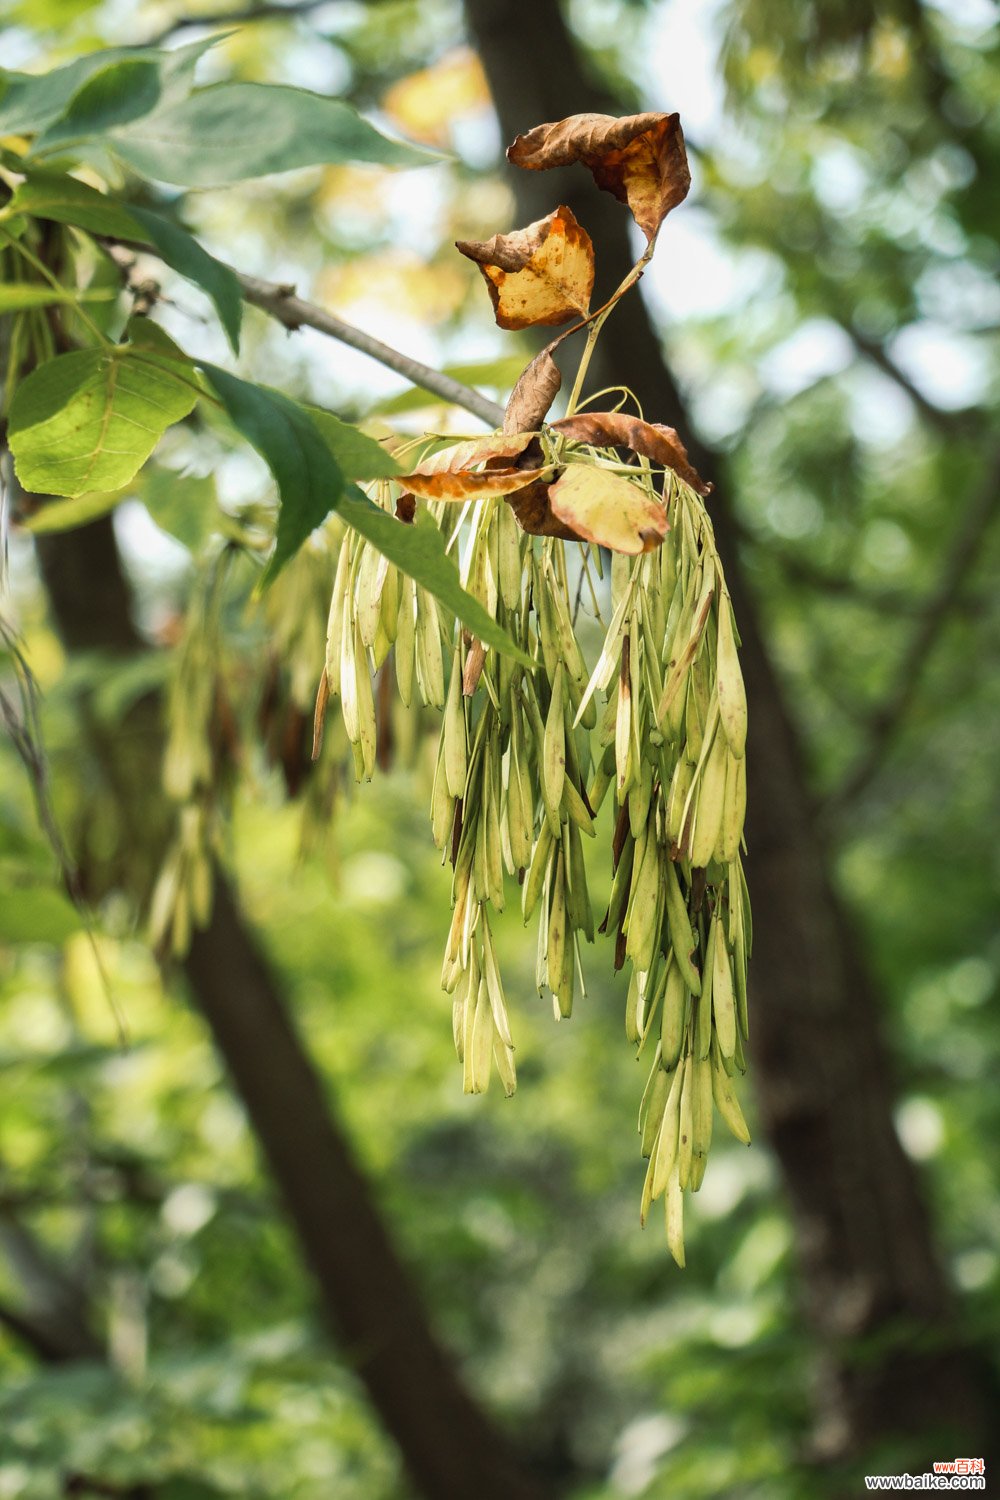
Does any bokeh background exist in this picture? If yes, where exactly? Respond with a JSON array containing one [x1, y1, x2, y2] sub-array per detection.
[[0, 0, 998, 1496]]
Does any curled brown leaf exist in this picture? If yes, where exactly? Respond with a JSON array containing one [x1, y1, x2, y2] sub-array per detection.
[[407, 432, 536, 475], [504, 346, 562, 434], [456, 204, 594, 330], [398, 466, 545, 502], [507, 112, 690, 244], [397, 431, 544, 501], [550, 411, 709, 495], [507, 477, 582, 541]]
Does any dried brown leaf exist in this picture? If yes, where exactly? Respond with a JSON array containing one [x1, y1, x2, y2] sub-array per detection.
[[456, 205, 594, 330], [507, 112, 690, 244], [409, 432, 535, 475], [547, 464, 667, 554], [399, 466, 545, 502], [507, 477, 582, 541], [505, 347, 562, 434], [397, 431, 545, 501], [550, 411, 709, 494]]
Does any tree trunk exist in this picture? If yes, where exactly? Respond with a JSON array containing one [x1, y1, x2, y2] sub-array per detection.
[[463, 0, 989, 1465], [32, 513, 552, 1500]]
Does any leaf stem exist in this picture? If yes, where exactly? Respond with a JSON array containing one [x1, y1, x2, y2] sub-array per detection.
[[563, 240, 656, 419]]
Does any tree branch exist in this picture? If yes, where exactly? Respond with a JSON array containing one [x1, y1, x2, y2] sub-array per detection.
[[104, 239, 506, 428], [234, 269, 506, 426], [824, 440, 1000, 815], [0, 1210, 103, 1363], [844, 320, 978, 437]]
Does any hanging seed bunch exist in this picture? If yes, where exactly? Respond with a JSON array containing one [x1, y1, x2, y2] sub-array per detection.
[[152, 553, 236, 956], [316, 110, 752, 1264]]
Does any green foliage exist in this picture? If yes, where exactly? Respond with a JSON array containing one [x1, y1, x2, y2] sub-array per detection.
[[0, 42, 535, 659], [202, 363, 348, 582], [7, 175, 244, 351], [111, 81, 436, 186], [0, 874, 81, 942], [8, 341, 198, 495], [0, 37, 211, 138], [2, 0, 999, 1496]]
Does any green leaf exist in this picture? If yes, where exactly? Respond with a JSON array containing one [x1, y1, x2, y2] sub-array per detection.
[[9, 175, 243, 352], [305, 406, 402, 480], [0, 878, 82, 945], [8, 343, 197, 496], [338, 490, 534, 667], [0, 38, 212, 139], [33, 60, 162, 149], [201, 365, 345, 583], [0, 55, 130, 137], [8, 171, 143, 239], [141, 465, 219, 552], [131, 207, 242, 353], [111, 82, 436, 187], [202, 368, 530, 660], [0, 283, 115, 311]]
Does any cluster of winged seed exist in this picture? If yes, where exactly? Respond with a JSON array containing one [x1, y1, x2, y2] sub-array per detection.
[[318, 106, 752, 1264], [321, 453, 750, 1265]]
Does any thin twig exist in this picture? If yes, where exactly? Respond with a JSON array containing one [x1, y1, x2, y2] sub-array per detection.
[[104, 237, 506, 425], [764, 541, 985, 619], [234, 269, 506, 426], [845, 321, 976, 437], [823, 440, 1000, 815]]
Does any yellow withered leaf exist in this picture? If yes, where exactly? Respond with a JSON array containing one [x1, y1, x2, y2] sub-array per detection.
[[456, 205, 594, 330], [507, 112, 690, 244], [547, 464, 667, 554]]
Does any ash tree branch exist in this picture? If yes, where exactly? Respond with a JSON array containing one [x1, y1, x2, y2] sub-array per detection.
[[843, 320, 979, 437], [104, 240, 505, 428], [824, 440, 1000, 816], [234, 269, 506, 426]]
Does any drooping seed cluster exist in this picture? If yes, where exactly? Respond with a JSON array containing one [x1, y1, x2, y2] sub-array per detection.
[[323, 459, 752, 1265]]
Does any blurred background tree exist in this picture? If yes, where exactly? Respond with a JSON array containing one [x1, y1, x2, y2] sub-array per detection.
[[0, 1, 997, 1497]]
